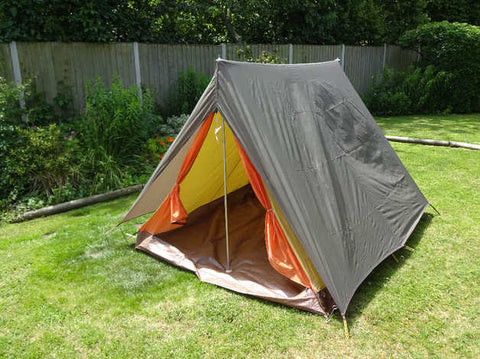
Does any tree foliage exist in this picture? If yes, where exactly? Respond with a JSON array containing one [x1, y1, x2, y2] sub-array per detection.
[[2, 0, 477, 45], [365, 22, 480, 115], [426, 0, 480, 25], [0, 0, 223, 43], [399, 21, 480, 112]]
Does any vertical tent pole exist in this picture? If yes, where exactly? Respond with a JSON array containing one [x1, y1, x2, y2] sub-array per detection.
[[222, 115, 232, 273]]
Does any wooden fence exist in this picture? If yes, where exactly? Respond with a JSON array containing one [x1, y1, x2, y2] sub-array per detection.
[[0, 42, 418, 112]]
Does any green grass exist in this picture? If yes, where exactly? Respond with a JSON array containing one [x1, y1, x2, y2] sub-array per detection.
[[1, 114, 479, 358], [376, 113, 480, 144]]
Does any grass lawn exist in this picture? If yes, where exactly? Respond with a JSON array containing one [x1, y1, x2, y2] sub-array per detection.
[[376, 113, 480, 144], [1, 114, 479, 358]]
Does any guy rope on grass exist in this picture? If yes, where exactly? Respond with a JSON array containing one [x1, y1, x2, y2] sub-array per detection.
[[386, 136, 480, 150], [10, 185, 144, 223]]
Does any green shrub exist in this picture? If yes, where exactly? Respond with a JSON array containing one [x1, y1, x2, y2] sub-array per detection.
[[25, 92, 56, 126], [1, 76, 166, 214], [81, 148, 125, 193], [364, 65, 454, 116], [0, 77, 28, 125], [0, 77, 86, 212], [158, 114, 189, 137], [366, 22, 480, 115], [143, 135, 175, 166], [237, 46, 287, 64], [163, 67, 210, 117], [2, 125, 80, 207], [399, 21, 480, 113], [1, 78, 27, 205], [79, 76, 161, 168]]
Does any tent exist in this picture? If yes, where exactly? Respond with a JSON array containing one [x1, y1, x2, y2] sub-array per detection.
[[122, 59, 428, 317]]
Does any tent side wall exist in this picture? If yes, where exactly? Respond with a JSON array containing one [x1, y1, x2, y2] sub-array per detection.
[[214, 59, 428, 314]]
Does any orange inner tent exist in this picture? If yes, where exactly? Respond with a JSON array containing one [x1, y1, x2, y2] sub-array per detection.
[[140, 112, 325, 292]]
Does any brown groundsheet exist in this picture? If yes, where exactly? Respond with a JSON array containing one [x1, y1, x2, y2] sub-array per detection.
[[136, 185, 335, 316]]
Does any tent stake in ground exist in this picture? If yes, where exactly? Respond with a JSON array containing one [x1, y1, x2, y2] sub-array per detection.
[[122, 59, 428, 323]]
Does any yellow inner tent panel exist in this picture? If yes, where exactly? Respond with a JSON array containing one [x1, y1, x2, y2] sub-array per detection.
[[178, 112, 325, 291], [179, 112, 249, 213]]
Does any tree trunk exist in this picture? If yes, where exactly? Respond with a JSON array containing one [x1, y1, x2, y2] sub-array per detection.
[[223, 2, 242, 44]]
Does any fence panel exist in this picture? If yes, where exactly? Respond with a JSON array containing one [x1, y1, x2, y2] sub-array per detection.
[[292, 45, 342, 63], [0, 42, 418, 111], [344, 46, 384, 94], [13, 43, 136, 110], [139, 44, 220, 108], [386, 45, 418, 71], [0, 44, 14, 82]]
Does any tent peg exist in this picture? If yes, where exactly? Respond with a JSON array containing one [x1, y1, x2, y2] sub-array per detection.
[[342, 315, 350, 339], [404, 245, 415, 252], [391, 253, 400, 263]]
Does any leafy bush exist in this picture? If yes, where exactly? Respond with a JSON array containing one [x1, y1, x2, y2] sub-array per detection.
[[1, 77, 88, 211], [365, 22, 480, 115], [0, 78, 27, 205], [79, 76, 161, 168], [0, 74, 205, 216], [1, 75, 170, 215], [1, 124, 80, 208], [163, 67, 210, 117], [144, 135, 175, 166], [364, 65, 453, 116], [25, 91, 56, 126], [237, 46, 287, 64], [158, 114, 189, 137], [0, 77, 27, 124], [80, 149, 125, 193], [399, 21, 480, 113]]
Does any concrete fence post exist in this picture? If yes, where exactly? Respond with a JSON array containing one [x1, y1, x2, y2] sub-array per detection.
[[382, 43, 387, 69], [341, 44, 346, 70], [133, 42, 142, 102], [221, 43, 227, 59], [9, 41, 26, 116], [288, 44, 293, 64]]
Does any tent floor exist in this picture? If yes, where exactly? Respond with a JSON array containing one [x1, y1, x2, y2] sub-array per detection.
[[136, 185, 335, 316]]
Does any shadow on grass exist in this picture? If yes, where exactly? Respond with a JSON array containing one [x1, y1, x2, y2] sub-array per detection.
[[344, 212, 434, 324]]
